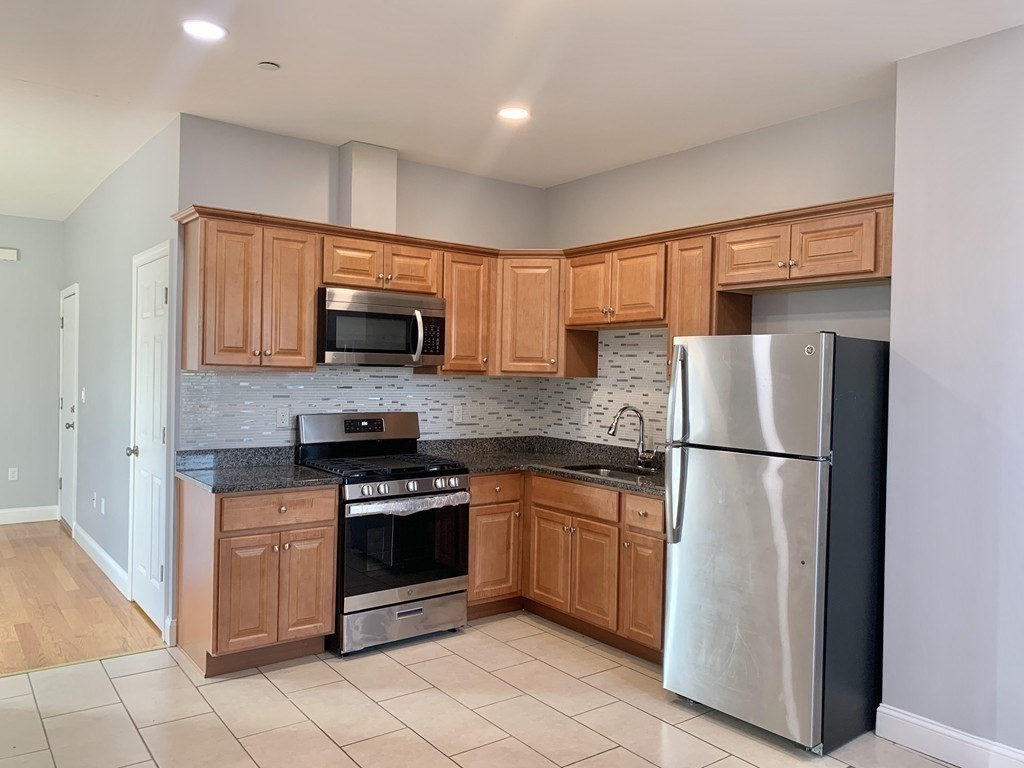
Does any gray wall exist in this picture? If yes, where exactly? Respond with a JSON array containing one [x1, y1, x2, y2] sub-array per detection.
[[883, 25, 1024, 751], [61, 117, 180, 569], [397, 160, 547, 249], [750, 285, 891, 341], [0, 214, 64, 510]]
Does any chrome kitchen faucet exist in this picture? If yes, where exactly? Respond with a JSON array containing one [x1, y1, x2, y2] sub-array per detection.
[[607, 405, 658, 468]]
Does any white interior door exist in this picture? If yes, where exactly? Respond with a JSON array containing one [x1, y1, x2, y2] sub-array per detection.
[[58, 287, 79, 529], [129, 249, 169, 627]]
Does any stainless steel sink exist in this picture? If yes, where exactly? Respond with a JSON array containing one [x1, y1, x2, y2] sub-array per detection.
[[564, 464, 658, 481]]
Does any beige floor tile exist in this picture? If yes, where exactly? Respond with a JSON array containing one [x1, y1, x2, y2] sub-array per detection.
[[342, 728, 456, 768], [113, 666, 211, 728], [0, 675, 31, 701], [495, 660, 615, 716], [259, 656, 343, 694], [473, 617, 546, 643], [572, 747, 659, 767], [167, 646, 260, 687], [200, 675, 306, 738], [288, 681, 403, 746], [29, 662, 118, 718], [125, 763, 156, 768], [829, 732, 948, 768], [381, 688, 507, 755], [585, 644, 663, 680], [582, 666, 704, 724], [576, 702, 727, 768], [678, 712, 847, 768], [0, 752, 55, 768], [102, 649, 176, 679], [0, 695, 48, 759], [141, 712, 256, 768], [476, 695, 615, 766], [437, 629, 533, 672], [44, 703, 150, 768], [700, 759, 755, 768], [507, 633, 619, 678], [381, 637, 453, 666], [452, 737, 557, 768], [406, 655, 520, 710], [324, 652, 431, 702], [241, 721, 358, 768], [516, 614, 600, 647]]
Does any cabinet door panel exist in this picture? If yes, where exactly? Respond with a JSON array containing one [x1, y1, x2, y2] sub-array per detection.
[[278, 526, 336, 642], [469, 502, 521, 601], [323, 236, 384, 289], [570, 518, 619, 630], [666, 236, 713, 377], [203, 221, 263, 366], [262, 228, 318, 368], [619, 531, 664, 649], [716, 225, 791, 287], [610, 244, 666, 323], [789, 212, 877, 280], [527, 506, 572, 612], [565, 254, 610, 326], [385, 244, 440, 295], [217, 533, 279, 653], [500, 259, 561, 374], [443, 252, 492, 372]]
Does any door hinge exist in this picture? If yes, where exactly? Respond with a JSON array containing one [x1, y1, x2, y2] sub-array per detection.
[[58, 477, 62, 491], [161, 427, 166, 444], [159, 565, 164, 583], [164, 286, 168, 305]]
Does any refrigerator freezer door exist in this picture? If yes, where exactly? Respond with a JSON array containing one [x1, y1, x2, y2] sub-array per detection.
[[667, 333, 834, 458], [663, 446, 829, 748]]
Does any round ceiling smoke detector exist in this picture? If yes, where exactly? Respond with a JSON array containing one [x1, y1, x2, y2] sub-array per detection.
[[257, 61, 281, 71], [182, 20, 228, 41]]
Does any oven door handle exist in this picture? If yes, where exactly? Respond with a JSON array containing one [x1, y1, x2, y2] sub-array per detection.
[[346, 490, 470, 518], [411, 309, 425, 365]]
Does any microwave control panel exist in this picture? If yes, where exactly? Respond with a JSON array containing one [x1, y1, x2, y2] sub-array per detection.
[[422, 317, 445, 355]]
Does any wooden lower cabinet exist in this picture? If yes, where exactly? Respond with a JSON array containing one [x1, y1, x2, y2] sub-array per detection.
[[527, 506, 572, 613], [468, 502, 521, 602], [570, 518, 619, 630], [217, 533, 280, 654], [619, 531, 665, 649], [278, 526, 336, 641]]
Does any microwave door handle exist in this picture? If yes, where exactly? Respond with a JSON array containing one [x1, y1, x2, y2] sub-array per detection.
[[412, 309, 425, 364]]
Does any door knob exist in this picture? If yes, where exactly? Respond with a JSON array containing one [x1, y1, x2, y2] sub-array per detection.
[[125, 446, 139, 457], [64, 422, 75, 430]]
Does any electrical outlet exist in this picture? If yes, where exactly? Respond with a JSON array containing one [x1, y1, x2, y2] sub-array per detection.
[[276, 406, 290, 428], [7, 468, 17, 481], [453, 404, 465, 423], [579, 407, 591, 426]]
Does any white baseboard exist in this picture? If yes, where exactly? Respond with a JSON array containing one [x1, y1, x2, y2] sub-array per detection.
[[877, 704, 1024, 768], [0, 505, 59, 525], [73, 524, 131, 599], [164, 617, 177, 646]]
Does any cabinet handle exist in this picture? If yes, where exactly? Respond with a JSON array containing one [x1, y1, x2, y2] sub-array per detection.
[[562, 525, 569, 532], [788, 259, 797, 267], [495, 486, 501, 492], [549, 359, 556, 365], [283, 543, 290, 551], [777, 262, 786, 268], [514, 511, 521, 517], [264, 349, 271, 356], [387, 273, 393, 281], [279, 506, 288, 514], [482, 356, 488, 363], [608, 307, 615, 315], [377, 273, 385, 280], [272, 545, 280, 553], [253, 349, 261, 356], [623, 541, 631, 548], [569, 526, 576, 534], [601, 307, 608, 315], [637, 510, 649, 518]]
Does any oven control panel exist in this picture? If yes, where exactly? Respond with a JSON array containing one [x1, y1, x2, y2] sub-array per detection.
[[344, 418, 385, 434], [345, 473, 465, 500], [422, 317, 445, 356]]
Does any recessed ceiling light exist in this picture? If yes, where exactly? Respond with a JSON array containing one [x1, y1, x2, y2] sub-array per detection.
[[257, 61, 281, 71], [182, 19, 228, 41], [498, 106, 530, 121]]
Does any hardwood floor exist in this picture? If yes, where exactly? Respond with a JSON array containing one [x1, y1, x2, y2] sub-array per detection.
[[0, 521, 164, 675]]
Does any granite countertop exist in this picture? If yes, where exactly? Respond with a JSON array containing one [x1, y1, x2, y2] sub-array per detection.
[[176, 436, 665, 497]]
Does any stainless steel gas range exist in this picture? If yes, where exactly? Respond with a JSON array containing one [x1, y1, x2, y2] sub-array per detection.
[[296, 412, 469, 654]]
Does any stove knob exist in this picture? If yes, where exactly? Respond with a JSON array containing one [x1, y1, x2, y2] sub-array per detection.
[[377, 483, 389, 495], [360, 484, 373, 497], [447, 477, 459, 488], [406, 480, 419, 492], [434, 478, 446, 489]]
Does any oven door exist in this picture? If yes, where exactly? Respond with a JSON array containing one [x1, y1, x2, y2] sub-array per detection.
[[342, 490, 469, 612], [320, 287, 445, 366]]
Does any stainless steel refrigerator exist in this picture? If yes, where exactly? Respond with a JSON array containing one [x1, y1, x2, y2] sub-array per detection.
[[663, 332, 888, 753]]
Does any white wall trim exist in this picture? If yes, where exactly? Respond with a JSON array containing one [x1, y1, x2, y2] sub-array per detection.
[[0, 505, 59, 525], [73, 523, 131, 599], [877, 704, 1024, 768]]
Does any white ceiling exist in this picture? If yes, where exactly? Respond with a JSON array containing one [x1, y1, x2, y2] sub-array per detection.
[[3, 0, 1023, 221]]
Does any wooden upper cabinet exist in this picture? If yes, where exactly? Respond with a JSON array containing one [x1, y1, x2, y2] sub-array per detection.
[[789, 212, 876, 280], [666, 236, 713, 371], [385, 244, 441, 295], [323, 236, 384, 289], [468, 501, 521, 602], [527, 506, 572, 613], [619, 531, 664, 649], [609, 244, 666, 323], [278, 526, 335, 642], [499, 258, 561, 374], [716, 224, 791, 287], [216, 533, 279, 654], [565, 254, 611, 326], [570, 517, 619, 631], [261, 228, 318, 368], [203, 220, 263, 366], [443, 253, 493, 373]]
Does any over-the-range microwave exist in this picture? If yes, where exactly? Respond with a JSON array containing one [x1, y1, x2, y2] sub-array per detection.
[[318, 287, 445, 367]]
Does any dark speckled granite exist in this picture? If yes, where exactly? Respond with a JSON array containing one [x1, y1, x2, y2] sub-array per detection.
[[176, 436, 664, 497]]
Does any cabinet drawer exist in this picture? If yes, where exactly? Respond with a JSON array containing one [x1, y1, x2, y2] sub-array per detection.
[[530, 475, 619, 523], [622, 494, 664, 535], [220, 488, 337, 533], [470, 473, 522, 505]]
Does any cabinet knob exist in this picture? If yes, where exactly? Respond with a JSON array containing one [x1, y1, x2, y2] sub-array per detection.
[[788, 259, 797, 267], [387, 273, 393, 281], [623, 541, 631, 548], [777, 262, 786, 268], [608, 307, 615, 315], [377, 273, 385, 280], [563, 525, 569, 532], [514, 511, 521, 517], [495, 486, 501, 492], [569, 526, 576, 533], [637, 510, 649, 518], [273, 545, 280, 553], [482, 356, 488, 363], [279, 506, 288, 514], [601, 307, 608, 315], [253, 349, 261, 356], [264, 349, 271, 356], [283, 542, 290, 551], [549, 359, 556, 365]]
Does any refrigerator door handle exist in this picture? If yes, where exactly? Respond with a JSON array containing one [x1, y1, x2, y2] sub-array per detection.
[[665, 445, 686, 544], [666, 342, 688, 445]]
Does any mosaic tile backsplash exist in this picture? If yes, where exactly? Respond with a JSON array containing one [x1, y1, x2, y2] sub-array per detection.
[[178, 329, 670, 451]]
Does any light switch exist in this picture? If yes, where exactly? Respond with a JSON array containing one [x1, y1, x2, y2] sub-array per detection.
[[7, 468, 17, 481]]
